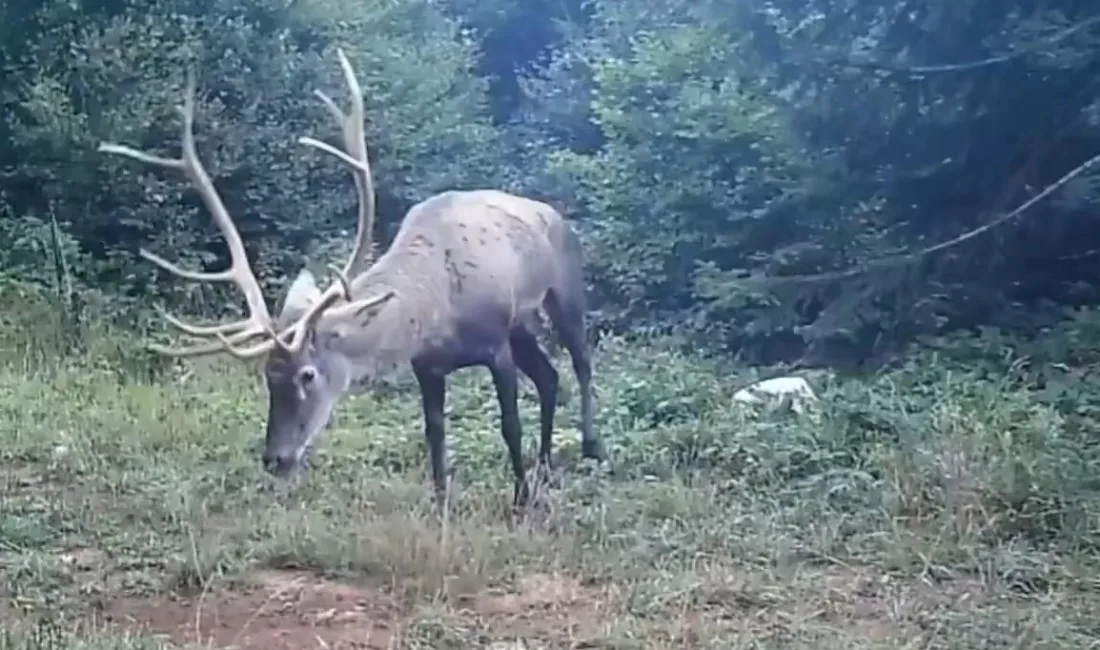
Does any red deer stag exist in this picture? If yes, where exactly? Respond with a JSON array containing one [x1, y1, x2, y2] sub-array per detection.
[[98, 50, 607, 507]]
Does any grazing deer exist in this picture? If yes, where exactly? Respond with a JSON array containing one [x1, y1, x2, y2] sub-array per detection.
[[98, 50, 607, 507]]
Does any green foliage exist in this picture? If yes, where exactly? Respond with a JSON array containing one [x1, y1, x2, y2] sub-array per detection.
[[2, 309, 1099, 646], [2, 0, 501, 316], [3, 0, 1100, 642], [0, 619, 170, 650], [506, 0, 1100, 363], [3, 0, 1100, 365], [518, 0, 827, 344]]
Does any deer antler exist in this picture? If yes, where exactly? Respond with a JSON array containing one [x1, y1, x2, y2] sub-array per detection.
[[98, 73, 286, 359], [280, 47, 392, 351], [300, 48, 377, 279], [101, 51, 392, 360]]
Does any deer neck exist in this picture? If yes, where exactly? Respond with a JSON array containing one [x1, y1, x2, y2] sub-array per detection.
[[324, 255, 448, 381]]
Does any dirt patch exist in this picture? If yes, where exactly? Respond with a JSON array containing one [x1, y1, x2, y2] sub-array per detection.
[[105, 570, 403, 649], [3, 462, 58, 498], [466, 572, 610, 640], [57, 546, 109, 572], [799, 565, 991, 640], [104, 570, 612, 649], [651, 559, 1001, 646], [45, 558, 1015, 648]]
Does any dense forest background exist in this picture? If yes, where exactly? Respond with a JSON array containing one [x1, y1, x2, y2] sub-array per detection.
[[1, 0, 1099, 372]]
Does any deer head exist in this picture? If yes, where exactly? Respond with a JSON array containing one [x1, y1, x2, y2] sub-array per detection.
[[99, 50, 392, 475]]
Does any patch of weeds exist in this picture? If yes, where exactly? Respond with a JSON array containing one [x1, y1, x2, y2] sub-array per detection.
[[1, 325, 1099, 649], [0, 617, 177, 649]]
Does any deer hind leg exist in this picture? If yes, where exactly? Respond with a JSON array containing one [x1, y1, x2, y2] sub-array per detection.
[[487, 343, 531, 507], [544, 289, 606, 464], [509, 326, 559, 470]]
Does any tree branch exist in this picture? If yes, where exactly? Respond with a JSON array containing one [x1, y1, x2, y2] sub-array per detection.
[[746, 151, 1100, 288], [829, 14, 1100, 77]]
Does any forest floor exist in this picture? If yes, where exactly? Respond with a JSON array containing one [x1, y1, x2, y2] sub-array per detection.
[[2, 335, 1099, 649]]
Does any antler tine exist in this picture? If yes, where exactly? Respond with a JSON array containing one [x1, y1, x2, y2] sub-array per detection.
[[155, 305, 252, 337], [267, 48, 384, 357], [335, 48, 376, 279], [279, 287, 395, 353], [148, 330, 282, 359], [146, 321, 271, 358], [99, 72, 279, 360], [299, 48, 377, 279], [148, 339, 241, 357], [326, 262, 353, 300], [174, 74, 274, 331]]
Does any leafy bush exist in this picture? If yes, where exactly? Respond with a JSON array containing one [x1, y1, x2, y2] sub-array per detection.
[[3, 0, 502, 311], [517, 0, 821, 342]]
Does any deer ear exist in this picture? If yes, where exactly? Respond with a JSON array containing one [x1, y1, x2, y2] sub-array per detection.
[[278, 268, 322, 322]]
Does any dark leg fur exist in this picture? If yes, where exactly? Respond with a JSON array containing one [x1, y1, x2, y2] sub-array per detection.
[[545, 283, 606, 462], [487, 344, 531, 507], [412, 363, 449, 509], [509, 327, 559, 469]]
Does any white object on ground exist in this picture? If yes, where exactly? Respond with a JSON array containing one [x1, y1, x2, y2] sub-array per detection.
[[732, 376, 819, 414]]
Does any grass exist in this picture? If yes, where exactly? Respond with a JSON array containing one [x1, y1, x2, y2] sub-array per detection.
[[2, 310, 1100, 648]]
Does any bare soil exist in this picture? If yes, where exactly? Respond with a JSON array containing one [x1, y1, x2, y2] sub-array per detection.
[[86, 562, 1015, 649], [101, 569, 610, 649]]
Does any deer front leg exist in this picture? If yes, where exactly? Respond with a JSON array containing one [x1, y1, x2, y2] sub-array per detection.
[[413, 364, 449, 510]]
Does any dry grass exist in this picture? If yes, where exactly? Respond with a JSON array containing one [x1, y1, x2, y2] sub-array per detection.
[[1, 331, 1099, 649]]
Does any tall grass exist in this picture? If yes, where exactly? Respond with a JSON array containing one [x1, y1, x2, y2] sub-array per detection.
[[2, 284, 1099, 648]]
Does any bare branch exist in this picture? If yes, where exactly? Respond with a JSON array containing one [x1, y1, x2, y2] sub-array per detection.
[[832, 14, 1100, 77], [743, 151, 1100, 288]]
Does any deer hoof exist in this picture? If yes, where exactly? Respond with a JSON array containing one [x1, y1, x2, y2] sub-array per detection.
[[581, 439, 606, 462]]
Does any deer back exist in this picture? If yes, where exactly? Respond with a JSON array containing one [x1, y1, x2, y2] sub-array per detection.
[[370, 189, 570, 325]]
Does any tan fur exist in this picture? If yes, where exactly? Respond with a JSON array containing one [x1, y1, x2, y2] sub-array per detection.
[[279, 269, 324, 319], [292, 189, 572, 378], [98, 50, 604, 497]]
